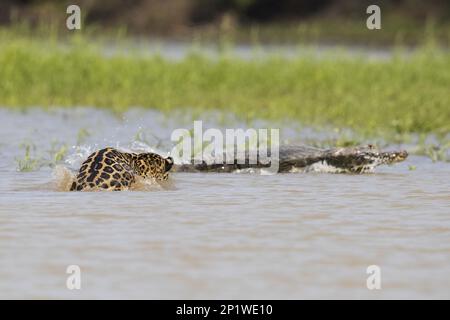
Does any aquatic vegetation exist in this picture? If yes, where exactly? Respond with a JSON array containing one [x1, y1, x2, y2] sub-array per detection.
[[134, 128, 164, 149], [16, 142, 41, 172], [0, 30, 449, 156], [76, 128, 90, 145], [15, 140, 70, 172], [48, 142, 69, 166], [415, 143, 450, 163]]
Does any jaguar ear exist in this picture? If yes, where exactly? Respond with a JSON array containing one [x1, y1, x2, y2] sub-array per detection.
[[165, 157, 174, 172]]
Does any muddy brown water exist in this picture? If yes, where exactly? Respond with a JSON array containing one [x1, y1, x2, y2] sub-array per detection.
[[0, 108, 449, 299]]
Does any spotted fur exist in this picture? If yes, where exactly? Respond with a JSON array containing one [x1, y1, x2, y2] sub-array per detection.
[[70, 147, 173, 191]]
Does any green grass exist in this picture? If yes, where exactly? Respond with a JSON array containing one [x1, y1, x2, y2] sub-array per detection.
[[15, 142, 41, 172], [15, 140, 69, 172], [0, 30, 449, 145]]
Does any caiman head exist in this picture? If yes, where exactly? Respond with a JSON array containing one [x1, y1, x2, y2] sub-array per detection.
[[328, 144, 408, 173]]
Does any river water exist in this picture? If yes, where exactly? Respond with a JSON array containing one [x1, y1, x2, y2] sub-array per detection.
[[0, 108, 449, 299]]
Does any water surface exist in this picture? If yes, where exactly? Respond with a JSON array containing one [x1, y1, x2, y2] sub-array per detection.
[[0, 108, 449, 299]]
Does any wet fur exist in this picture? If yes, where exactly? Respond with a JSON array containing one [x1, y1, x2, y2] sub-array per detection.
[[70, 147, 173, 191]]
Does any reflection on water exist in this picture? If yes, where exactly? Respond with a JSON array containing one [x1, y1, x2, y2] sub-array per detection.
[[0, 108, 449, 299]]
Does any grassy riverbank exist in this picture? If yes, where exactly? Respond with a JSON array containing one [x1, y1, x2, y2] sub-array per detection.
[[0, 31, 449, 142]]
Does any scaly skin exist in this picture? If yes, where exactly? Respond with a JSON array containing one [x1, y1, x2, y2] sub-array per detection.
[[172, 145, 408, 173]]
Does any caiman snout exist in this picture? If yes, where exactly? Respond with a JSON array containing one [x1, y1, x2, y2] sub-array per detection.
[[382, 150, 408, 164]]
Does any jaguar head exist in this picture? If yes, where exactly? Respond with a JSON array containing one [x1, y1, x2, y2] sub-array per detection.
[[134, 153, 174, 180]]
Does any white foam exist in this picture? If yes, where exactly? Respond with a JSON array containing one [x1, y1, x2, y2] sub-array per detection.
[[303, 160, 346, 173], [52, 165, 76, 191], [64, 145, 96, 170], [291, 160, 377, 174]]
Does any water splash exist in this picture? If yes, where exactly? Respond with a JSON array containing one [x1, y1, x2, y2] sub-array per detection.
[[64, 145, 96, 170], [52, 165, 76, 191]]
